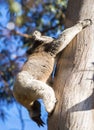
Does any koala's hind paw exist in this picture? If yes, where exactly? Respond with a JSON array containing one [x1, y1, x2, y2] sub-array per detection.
[[32, 116, 45, 127]]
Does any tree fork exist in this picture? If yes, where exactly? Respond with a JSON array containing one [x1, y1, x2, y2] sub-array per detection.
[[48, 0, 94, 130]]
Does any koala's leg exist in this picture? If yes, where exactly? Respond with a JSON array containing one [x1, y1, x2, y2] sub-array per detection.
[[54, 19, 92, 54], [13, 71, 56, 113], [29, 78, 56, 113]]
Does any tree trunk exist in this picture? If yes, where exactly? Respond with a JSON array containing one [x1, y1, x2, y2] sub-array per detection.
[[48, 0, 94, 130]]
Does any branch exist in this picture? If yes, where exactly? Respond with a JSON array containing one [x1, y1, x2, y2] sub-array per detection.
[[11, 30, 32, 38]]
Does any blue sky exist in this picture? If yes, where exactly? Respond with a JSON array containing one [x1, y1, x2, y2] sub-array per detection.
[[0, 102, 47, 130]]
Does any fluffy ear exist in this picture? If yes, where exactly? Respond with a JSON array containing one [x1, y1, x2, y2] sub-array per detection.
[[28, 100, 45, 127]]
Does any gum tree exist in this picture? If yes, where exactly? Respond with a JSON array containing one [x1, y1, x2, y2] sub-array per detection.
[[48, 0, 94, 130]]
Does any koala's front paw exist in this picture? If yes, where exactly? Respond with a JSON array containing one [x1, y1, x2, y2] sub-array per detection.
[[78, 19, 92, 29]]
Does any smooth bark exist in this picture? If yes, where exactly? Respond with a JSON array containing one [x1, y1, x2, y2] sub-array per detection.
[[48, 0, 94, 130]]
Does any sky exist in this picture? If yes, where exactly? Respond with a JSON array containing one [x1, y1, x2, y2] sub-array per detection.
[[0, 102, 47, 130]]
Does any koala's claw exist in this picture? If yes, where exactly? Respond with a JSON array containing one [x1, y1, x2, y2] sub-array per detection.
[[32, 116, 45, 127]]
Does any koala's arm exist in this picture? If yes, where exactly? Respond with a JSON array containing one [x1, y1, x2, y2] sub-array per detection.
[[46, 19, 92, 56]]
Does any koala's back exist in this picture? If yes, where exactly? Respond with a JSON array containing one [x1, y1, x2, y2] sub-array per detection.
[[22, 52, 54, 82]]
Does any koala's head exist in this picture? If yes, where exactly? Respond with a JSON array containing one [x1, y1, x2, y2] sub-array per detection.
[[26, 31, 54, 55], [32, 30, 54, 44], [28, 100, 45, 127], [32, 31, 41, 40]]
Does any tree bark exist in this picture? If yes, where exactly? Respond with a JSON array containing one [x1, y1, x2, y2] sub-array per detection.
[[48, 0, 94, 130]]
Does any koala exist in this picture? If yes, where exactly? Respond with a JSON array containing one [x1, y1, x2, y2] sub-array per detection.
[[13, 19, 91, 126]]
